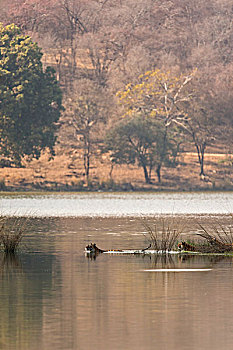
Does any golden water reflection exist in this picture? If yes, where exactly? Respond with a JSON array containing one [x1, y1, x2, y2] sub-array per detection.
[[0, 216, 233, 350]]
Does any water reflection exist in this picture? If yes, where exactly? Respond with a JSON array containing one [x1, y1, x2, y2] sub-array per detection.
[[0, 252, 59, 350], [0, 216, 233, 350], [0, 253, 22, 274], [85, 249, 228, 270]]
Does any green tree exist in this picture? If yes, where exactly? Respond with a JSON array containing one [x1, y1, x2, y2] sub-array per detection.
[[0, 23, 62, 166], [104, 116, 180, 184]]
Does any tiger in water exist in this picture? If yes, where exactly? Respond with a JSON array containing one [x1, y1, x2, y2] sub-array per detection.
[[178, 241, 196, 252], [85, 243, 107, 254], [178, 239, 233, 253], [85, 243, 151, 254]]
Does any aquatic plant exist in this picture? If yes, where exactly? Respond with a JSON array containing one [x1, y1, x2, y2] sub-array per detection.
[[177, 216, 233, 254], [195, 217, 233, 253], [178, 239, 217, 253], [0, 216, 28, 254], [141, 217, 183, 253]]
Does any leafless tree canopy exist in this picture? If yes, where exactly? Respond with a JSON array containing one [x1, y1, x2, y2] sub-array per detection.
[[1, 0, 232, 180]]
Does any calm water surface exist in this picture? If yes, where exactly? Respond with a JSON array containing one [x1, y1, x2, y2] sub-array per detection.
[[0, 193, 233, 350], [0, 191, 232, 216]]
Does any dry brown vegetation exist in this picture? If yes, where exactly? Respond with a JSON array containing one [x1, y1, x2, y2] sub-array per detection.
[[0, 0, 232, 190], [0, 217, 28, 253], [141, 217, 182, 252], [0, 145, 232, 191], [179, 216, 233, 253]]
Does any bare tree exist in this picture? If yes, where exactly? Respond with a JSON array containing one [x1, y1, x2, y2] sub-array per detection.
[[62, 80, 112, 182]]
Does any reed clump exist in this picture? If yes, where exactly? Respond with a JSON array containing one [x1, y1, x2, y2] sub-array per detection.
[[141, 217, 183, 253], [179, 216, 233, 254], [0, 216, 28, 254], [195, 218, 233, 253]]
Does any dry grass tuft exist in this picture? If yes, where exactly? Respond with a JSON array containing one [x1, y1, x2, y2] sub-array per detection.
[[0, 217, 28, 254], [195, 216, 233, 253], [140, 217, 183, 252]]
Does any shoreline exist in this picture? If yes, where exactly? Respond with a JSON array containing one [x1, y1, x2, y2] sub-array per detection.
[[1, 187, 233, 193], [1, 183, 233, 193]]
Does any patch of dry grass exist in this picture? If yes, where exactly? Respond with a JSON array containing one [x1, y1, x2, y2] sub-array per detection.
[[195, 216, 233, 253], [0, 217, 28, 253], [0, 145, 232, 190], [140, 217, 184, 252]]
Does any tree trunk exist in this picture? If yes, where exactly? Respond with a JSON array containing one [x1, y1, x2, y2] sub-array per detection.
[[200, 152, 204, 176], [195, 142, 206, 176], [84, 153, 90, 181], [109, 163, 114, 180], [142, 164, 151, 184], [156, 164, 161, 183], [154, 126, 167, 183], [83, 134, 90, 183]]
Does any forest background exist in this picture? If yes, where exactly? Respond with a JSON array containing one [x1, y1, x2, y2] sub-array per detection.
[[0, 0, 232, 191]]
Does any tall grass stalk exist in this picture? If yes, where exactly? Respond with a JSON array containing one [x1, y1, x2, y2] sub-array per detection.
[[196, 215, 233, 252], [0, 216, 28, 253], [141, 217, 183, 252]]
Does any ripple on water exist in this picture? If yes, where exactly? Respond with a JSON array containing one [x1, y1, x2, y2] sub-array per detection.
[[142, 269, 212, 272]]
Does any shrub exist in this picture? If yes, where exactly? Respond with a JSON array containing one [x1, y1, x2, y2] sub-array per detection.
[[0, 217, 28, 253], [141, 217, 183, 252]]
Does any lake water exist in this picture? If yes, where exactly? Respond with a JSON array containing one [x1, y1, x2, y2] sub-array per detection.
[[0, 192, 233, 350], [0, 191, 232, 216]]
